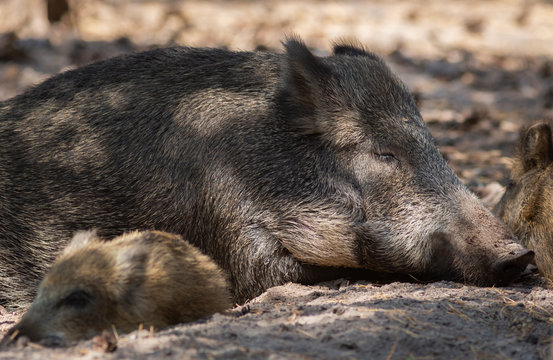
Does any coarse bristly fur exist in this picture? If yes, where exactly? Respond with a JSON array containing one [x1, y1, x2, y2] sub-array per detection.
[[0, 36, 532, 310], [495, 122, 553, 279], [1, 231, 232, 344]]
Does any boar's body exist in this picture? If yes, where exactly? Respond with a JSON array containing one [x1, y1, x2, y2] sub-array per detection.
[[0, 38, 532, 309]]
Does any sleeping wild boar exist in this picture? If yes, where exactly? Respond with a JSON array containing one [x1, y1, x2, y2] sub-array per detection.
[[0, 36, 533, 308]]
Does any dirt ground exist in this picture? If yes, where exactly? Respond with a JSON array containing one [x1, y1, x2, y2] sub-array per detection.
[[1, 0, 553, 359]]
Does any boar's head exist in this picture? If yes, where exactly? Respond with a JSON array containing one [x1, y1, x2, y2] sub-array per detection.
[[277, 37, 533, 286]]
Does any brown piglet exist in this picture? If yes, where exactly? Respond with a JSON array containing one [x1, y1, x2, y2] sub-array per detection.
[[2, 230, 232, 345]]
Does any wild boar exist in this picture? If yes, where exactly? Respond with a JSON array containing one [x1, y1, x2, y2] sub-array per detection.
[[0, 36, 533, 309]]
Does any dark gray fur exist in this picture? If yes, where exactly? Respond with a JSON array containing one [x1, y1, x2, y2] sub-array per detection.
[[0, 36, 532, 308]]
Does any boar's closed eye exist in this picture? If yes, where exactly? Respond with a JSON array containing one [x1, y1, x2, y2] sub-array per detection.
[[59, 290, 93, 309], [375, 153, 398, 163]]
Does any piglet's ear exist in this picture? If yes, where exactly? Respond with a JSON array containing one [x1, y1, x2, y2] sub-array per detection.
[[518, 123, 553, 174], [512, 122, 553, 181], [115, 241, 148, 275], [113, 235, 150, 294], [281, 36, 331, 134], [63, 230, 98, 256]]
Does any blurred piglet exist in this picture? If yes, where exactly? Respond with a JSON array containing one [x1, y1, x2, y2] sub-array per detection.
[[1, 230, 231, 345], [495, 122, 553, 279]]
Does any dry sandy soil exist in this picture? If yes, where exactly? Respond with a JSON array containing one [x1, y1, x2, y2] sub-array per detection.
[[1, 0, 553, 359]]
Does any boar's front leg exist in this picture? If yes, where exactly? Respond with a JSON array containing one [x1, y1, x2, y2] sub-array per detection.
[[226, 225, 344, 302]]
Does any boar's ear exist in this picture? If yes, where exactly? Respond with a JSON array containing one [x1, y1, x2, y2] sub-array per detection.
[[515, 123, 553, 176], [281, 36, 332, 134], [333, 44, 367, 57], [63, 230, 98, 256]]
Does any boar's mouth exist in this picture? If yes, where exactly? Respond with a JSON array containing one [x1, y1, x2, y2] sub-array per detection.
[[488, 249, 534, 286], [439, 248, 535, 287], [421, 233, 535, 287], [355, 224, 535, 287]]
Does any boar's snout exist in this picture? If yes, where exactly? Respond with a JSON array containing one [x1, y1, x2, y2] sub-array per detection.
[[491, 249, 534, 286], [426, 211, 534, 287]]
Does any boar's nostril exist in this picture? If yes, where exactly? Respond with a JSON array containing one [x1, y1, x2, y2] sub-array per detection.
[[492, 249, 535, 286]]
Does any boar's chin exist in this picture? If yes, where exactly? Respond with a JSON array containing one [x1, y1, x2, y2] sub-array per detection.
[[354, 222, 534, 287], [411, 232, 534, 287]]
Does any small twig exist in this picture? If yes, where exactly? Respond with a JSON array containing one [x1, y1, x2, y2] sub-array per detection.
[[447, 304, 473, 322], [287, 309, 302, 322], [7, 329, 19, 344], [387, 325, 421, 338], [27, 341, 44, 349], [528, 302, 553, 318], [387, 313, 408, 326], [296, 328, 316, 339], [111, 325, 119, 342], [357, 308, 405, 314], [385, 340, 398, 360]]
